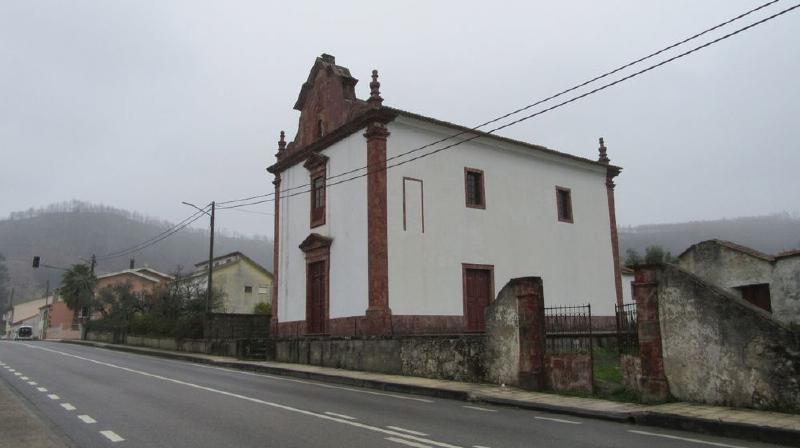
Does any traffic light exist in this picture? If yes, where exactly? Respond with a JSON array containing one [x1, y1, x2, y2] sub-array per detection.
[[32, 256, 40, 268]]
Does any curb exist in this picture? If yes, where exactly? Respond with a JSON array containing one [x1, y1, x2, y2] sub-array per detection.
[[60, 340, 799, 447]]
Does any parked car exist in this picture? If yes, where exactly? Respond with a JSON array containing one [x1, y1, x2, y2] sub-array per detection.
[[14, 325, 34, 341]]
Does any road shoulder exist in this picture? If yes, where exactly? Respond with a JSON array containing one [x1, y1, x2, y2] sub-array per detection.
[[0, 371, 74, 448]]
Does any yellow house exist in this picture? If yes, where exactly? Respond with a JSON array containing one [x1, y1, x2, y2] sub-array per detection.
[[193, 251, 273, 314]]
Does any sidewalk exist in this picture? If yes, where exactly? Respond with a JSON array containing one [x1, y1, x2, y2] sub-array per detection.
[[61, 339, 800, 447], [0, 375, 71, 448]]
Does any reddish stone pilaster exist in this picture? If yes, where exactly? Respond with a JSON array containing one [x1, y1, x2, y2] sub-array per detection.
[[270, 132, 286, 336], [363, 121, 391, 336], [598, 138, 623, 306], [515, 277, 546, 390], [633, 265, 669, 402]]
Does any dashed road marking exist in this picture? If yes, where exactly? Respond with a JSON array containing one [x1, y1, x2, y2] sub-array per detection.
[[387, 426, 429, 436], [100, 430, 125, 442], [23, 344, 463, 448], [47, 394, 60, 400], [386, 437, 433, 448], [8, 369, 16, 372], [78, 415, 97, 424], [462, 406, 497, 413], [324, 411, 356, 420], [61, 403, 77, 411], [534, 416, 582, 425], [20, 376, 29, 380], [14, 372, 22, 376], [36, 387, 48, 392], [473, 445, 492, 448], [628, 430, 748, 448], [27, 381, 37, 385]]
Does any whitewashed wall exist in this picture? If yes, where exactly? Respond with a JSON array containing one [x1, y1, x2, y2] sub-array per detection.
[[386, 117, 619, 316], [277, 131, 369, 322]]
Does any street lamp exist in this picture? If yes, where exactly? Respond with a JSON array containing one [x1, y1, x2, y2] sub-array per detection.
[[181, 201, 215, 313]]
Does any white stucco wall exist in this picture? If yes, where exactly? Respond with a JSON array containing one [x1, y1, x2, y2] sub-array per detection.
[[277, 131, 369, 322], [385, 117, 619, 317]]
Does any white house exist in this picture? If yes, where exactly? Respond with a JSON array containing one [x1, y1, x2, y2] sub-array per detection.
[[269, 54, 623, 337]]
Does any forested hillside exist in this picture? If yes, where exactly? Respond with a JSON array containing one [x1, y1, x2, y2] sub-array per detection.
[[619, 214, 800, 258], [0, 201, 273, 305]]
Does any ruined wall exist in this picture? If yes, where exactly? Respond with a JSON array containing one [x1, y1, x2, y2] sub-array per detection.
[[544, 354, 593, 393], [483, 282, 520, 385], [657, 264, 800, 411], [773, 256, 800, 326]]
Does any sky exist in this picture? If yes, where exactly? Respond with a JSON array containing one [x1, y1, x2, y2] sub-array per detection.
[[1, 0, 799, 238]]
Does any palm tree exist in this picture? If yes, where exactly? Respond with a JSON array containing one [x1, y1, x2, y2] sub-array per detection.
[[60, 263, 96, 318]]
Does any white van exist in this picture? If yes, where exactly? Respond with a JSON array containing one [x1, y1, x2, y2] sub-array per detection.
[[14, 326, 34, 341]]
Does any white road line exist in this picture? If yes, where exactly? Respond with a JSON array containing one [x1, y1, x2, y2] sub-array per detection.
[[14, 372, 22, 376], [27, 381, 37, 385], [324, 411, 356, 420], [473, 445, 491, 448], [198, 364, 434, 403], [534, 416, 582, 425], [78, 415, 97, 424], [8, 369, 16, 372], [387, 426, 429, 436], [36, 387, 48, 392], [61, 403, 77, 411], [386, 437, 433, 448], [628, 430, 749, 448], [462, 406, 497, 413], [47, 394, 60, 400], [20, 376, 29, 380], [22, 344, 462, 448], [100, 430, 125, 442]]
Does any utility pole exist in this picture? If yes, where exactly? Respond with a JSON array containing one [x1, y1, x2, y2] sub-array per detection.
[[180, 201, 215, 313], [90, 254, 96, 275], [7, 288, 14, 338], [206, 201, 215, 313]]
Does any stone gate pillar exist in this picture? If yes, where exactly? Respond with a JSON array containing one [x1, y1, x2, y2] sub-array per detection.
[[633, 265, 669, 402]]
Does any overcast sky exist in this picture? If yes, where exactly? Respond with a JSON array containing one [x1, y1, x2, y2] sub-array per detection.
[[1, 0, 798, 238]]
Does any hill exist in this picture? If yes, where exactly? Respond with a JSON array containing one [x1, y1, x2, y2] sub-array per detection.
[[619, 214, 800, 258], [0, 201, 273, 305]]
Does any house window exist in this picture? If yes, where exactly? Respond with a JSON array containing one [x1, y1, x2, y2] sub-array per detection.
[[735, 284, 771, 312], [556, 186, 573, 223], [244, 286, 253, 294], [464, 168, 485, 209], [311, 176, 326, 227], [258, 286, 269, 295]]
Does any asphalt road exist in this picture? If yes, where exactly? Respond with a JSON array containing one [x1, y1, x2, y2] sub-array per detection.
[[0, 341, 786, 448]]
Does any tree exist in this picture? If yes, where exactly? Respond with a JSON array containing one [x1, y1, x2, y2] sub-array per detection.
[[253, 302, 271, 315], [60, 263, 96, 315], [644, 245, 675, 264], [624, 249, 642, 267]]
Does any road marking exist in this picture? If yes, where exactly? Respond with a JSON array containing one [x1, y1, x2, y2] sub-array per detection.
[[324, 411, 356, 420], [386, 437, 433, 448], [27, 381, 37, 385], [387, 426, 429, 436], [473, 446, 491, 448], [23, 344, 462, 448], [628, 430, 748, 448], [462, 406, 497, 413], [14, 372, 22, 376], [47, 394, 60, 400], [36, 387, 48, 392], [61, 403, 77, 411], [534, 416, 582, 425], [20, 376, 29, 380], [198, 364, 434, 403], [100, 430, 125, 442], [8, 369, 15, 372], [78, 415, 97, 424]]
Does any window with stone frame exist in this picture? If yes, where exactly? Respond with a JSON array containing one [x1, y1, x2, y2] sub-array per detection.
[[464, 168, 485, 209], [556, 186, 573, 223], [304, 153, 328, 228]]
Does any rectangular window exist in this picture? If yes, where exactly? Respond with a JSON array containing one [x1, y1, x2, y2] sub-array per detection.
[[735, 284, 771, 312], [258, 286, 269, 295], [556, 186, 573, 223], [244, 286, 253, 294], [311, 176, 326, 227], [464, 168, 485, 209]]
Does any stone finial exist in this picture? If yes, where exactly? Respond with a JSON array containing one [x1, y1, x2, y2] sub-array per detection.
[[598, 137, 610, 164], [278, 130, 286, 151], [320, 53, 335, 64], [368, 69, 383, 107]]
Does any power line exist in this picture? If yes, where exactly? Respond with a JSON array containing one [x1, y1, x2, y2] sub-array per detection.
[[95, 207, 210, 261], [221, 1, 800, 210], [217, 0, 783, 208]]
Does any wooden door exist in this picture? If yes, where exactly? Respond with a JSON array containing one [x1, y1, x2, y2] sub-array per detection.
[[464, 268, 492, 332], [306, 260, 327, 334]]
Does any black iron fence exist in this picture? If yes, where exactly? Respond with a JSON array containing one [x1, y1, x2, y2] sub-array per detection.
[[615, 303, 639, 355], [544, 304, 593, 353]]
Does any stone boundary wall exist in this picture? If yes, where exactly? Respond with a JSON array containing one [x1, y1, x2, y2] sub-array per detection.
[[632, 264, 800, 411], [544, 353, 593, 393], [204, 313, 270, 340], [86, 331, 238, 357]]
